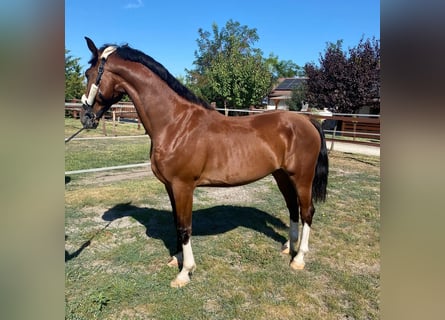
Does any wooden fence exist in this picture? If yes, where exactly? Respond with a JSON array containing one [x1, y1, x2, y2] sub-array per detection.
[[65, 102, 380, 146], [65, 100, 141, 130], [309, 114, 380, 146]]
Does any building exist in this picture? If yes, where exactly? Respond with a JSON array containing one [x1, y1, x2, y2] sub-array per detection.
[[266, 77, 307, 110]]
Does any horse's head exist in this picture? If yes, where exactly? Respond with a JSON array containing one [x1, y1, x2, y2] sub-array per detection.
[[81, 37, 125, 129]]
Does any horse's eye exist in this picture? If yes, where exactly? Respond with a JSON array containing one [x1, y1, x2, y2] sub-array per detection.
[[85, 69, 92, 80]]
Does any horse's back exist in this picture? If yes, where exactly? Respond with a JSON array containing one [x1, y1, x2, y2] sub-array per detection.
[[244, 111, 320, 150], [247, 111, 322, 176]]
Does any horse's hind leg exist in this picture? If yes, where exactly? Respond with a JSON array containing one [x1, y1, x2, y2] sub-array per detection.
[[165, 185, 183, 267], [289, 182, 315, 270], [272, 170, 300, 256]]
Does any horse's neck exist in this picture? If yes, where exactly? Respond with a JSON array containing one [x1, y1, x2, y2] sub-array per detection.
[[120, 68, 185, 139]]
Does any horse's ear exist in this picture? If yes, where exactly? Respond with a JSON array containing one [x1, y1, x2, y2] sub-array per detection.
[[85, 36, 98, 58]]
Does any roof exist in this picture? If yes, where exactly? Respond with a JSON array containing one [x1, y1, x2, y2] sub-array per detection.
[[274, 78, 306, 90], [268, 77, 307, 99]]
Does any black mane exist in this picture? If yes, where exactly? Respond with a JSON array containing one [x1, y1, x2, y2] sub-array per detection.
[[98, 44, 212, 110]]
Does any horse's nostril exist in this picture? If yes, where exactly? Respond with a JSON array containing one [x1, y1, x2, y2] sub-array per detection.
[[80, 112, 98, 129]]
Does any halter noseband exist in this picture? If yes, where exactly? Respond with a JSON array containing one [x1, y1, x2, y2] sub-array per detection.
[[81, 46, 117, 128]]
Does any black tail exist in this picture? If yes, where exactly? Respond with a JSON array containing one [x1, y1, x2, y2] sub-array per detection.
[[310, 118, 329, 202]]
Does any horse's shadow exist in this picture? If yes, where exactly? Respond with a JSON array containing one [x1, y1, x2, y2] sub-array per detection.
[[101, 202, 288, 256]]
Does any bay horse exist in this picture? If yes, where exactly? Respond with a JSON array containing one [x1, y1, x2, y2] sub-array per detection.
[[80, 37, 328, 288]]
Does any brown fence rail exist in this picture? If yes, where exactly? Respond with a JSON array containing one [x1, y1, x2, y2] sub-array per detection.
[[308, 114, 380, 146]]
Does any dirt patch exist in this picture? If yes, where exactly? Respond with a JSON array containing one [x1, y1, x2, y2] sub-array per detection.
[[195, 177, 274, 206], [72, 166, 276, 207]]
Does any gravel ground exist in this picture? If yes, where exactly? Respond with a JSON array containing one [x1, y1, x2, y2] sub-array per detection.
[[326, 140, 380, 156]]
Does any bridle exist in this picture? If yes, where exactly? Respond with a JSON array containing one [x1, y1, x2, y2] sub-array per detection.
[[81, 46, 117, 128]]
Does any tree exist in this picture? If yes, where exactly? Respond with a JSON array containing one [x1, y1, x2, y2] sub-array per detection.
[[347, 37, 380, 112], [265, 53, 304, 84], [193, 20, 259, 74], [287, 82, 307, 111], [204, 40, 272, 109], [186, 20, 272, 110], [304, 38, 380, 113], [65, 49, 85, 101], [304, 40, 350, 111]]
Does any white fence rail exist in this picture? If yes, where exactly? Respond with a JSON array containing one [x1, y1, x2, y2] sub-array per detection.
[[65, 162, 150, 175]]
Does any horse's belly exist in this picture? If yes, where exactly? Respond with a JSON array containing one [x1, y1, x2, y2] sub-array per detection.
[[198, 149, 278, 187], [197, 172, 270, 187]]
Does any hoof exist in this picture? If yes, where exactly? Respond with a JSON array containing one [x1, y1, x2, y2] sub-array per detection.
[[170, 276, 190, 288], [167, 256, 179, 268], [281, 246, 290, 255], [290, 260, 305, 270], [170, 265, 196, 288], [281, 241, 290, 254]]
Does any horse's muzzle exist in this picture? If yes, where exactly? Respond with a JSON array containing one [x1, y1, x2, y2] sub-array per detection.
[[80, 109, 99, 129]]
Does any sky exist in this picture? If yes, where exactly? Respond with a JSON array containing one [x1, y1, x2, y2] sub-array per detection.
[[65, 0, 380, 77]]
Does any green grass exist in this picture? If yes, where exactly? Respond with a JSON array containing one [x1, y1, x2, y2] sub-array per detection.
[[65, 138, 150, 171], [65, 118, 151, 171], [65, 118, 380, 319]]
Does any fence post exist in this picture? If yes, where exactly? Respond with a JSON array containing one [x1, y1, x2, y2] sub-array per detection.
[[352, 120, 357, 141], [102, 116, 107, 136], [112, 110, 116, 136]]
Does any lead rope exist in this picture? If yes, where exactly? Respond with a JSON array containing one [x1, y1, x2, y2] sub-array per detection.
[[65, 127, 85, 144]]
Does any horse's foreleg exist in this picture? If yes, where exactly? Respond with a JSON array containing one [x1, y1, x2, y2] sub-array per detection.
[[171, 237, 196, 288], [290, 222, 311, 270], [168, 183, 196, 288]]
